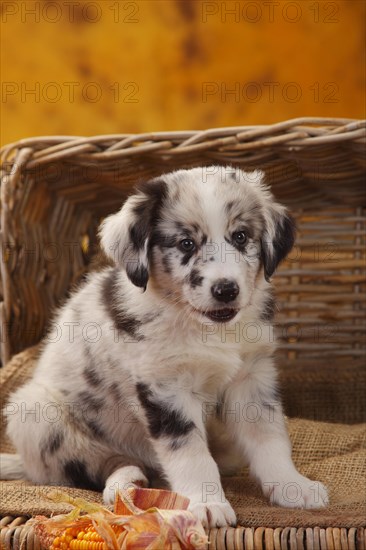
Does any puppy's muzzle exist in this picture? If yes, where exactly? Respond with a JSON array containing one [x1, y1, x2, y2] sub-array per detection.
[[211, 279, 239, 303]]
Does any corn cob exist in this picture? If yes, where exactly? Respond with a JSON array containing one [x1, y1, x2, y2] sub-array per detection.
[[50, 524, 124, 550], [34, 489, 208, 550]]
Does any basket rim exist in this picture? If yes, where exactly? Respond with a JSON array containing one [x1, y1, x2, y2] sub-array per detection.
[[1, 117, 365, 167], [0, 517, 365, 550]]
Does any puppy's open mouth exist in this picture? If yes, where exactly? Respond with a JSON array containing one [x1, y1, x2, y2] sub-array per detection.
[[200, 308, 239, 323]]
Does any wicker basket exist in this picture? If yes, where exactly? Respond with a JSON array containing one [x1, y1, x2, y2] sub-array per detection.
[[0, 516, 365, 550], [0, 117, 365, 549]]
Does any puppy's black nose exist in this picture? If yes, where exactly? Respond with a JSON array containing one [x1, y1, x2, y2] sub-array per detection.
[[211, 279, 239, 303]]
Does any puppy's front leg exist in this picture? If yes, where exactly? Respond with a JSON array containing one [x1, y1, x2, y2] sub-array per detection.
[[136, 383, 236, 528], [223, 358, 329, 509]]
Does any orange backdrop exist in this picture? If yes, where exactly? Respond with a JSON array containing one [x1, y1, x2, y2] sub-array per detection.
[[1, 0, 365, 145]]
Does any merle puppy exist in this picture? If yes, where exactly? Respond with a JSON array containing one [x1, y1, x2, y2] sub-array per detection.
[[2, 167, 328, 528]]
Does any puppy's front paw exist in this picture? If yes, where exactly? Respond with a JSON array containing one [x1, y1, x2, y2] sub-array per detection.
[[188, 500, 237, 529], [264, 475, 329, 509], [103, 465, 148, 505]]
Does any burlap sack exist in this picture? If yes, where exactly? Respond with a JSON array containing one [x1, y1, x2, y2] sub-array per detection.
[[1, 347, 365, 527]]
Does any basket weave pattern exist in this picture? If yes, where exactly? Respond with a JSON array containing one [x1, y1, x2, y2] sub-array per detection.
[[1, 516, 365, 550], [0, 118, 365, 549]]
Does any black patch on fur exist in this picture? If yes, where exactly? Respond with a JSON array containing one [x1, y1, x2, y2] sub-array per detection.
[[143, 311, 161, 323], [189, 269, 204, 288], [136, 383, 195, 439], [124, 178, 168, 288], [174, 221, 199, 237], [117, 312, 143, 339], [102, 268, 144, 340], [225, 201, 235, 215], [86, 419, 105, 440], [143, 464, 170, 489], [181, 250, 195, 266], [78, 391, 104, 412], [40, 430, 64, 464], [83, 368, 101, 387], [64, 459, 102, 491], [49, 431, 64, 454], [129, 179, 168, 252], [174, 221, 185, 232], [150, 231, 177, 249], [174, 221, 187, 234], [109, 381, 122, 402], [126, 262, 149, 290], [215, 399, 224, 420], [261, 214, 296, 281], [83, 350, 103, 387], [233, 207, 263, 226], [161, 253, 172, 274], [136, 178, 168, 202], [170, 439, 185, 451], [260, 293, 276, 322], [129, 221, 147, 252]]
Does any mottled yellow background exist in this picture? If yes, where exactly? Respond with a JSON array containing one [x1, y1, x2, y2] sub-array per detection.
[[1, 0, 365, 145]]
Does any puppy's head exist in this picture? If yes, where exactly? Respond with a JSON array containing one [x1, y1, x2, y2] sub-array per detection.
[[100, 166, 295, 323]]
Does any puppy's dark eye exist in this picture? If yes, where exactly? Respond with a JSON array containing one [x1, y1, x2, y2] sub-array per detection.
[[233, 231, 247, 246], [178, 239, 196, 253]]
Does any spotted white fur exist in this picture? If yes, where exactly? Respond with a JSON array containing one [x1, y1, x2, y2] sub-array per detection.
[[2, 167, 328, 527]]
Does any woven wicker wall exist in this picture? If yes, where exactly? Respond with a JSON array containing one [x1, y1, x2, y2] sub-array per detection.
[[1, 119, 365, 421]]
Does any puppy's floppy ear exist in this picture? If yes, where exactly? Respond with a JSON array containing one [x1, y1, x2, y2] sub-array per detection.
[[99, 179, 167, 289], [260, 195, 296, 282]]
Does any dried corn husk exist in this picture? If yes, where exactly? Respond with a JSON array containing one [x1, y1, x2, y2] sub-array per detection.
[[34, 488, 208, 550]]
